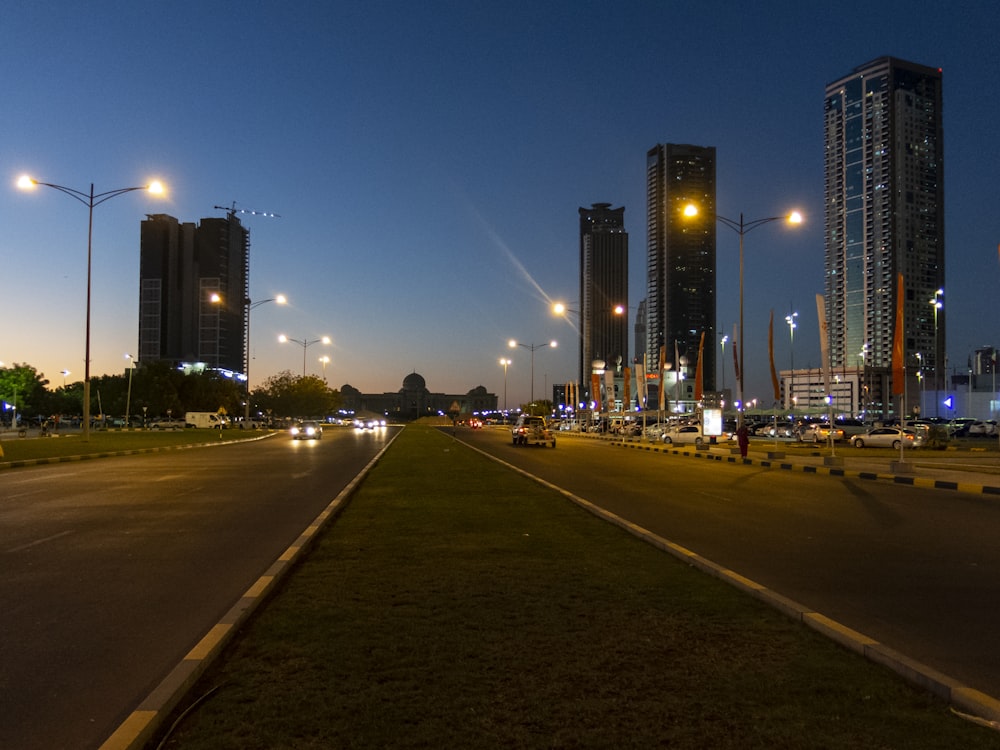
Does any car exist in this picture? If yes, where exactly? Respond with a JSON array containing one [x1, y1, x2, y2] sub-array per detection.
[[967, 420, 997, 437], [851, 427, 920, 449], [767, 421, 796, 438], [149, 418, 184, 430], [948, 418, 977, 437], [660, 424, 705, 446], [290, 420, 323, 440], [511, 415, 556, 447], [798, 422, 845, 443]]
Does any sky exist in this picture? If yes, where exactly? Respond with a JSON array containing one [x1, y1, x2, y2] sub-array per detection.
[[2, 1, 998, 410]]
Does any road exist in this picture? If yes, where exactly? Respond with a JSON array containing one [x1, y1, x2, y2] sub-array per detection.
[[455, 427, 1000, 703], [0, 426, 398, 750]]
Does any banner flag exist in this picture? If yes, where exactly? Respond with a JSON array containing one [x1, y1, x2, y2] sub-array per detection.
[[623, 367, 631, 411], [892, 273, 905, 395], [768, 310, 780, 403], [635, 362, 646, 408], [591, 373, 602, 413], [604, 370, 615, 411], [816, 294, 831, 396], [694, 332, 705, 402]]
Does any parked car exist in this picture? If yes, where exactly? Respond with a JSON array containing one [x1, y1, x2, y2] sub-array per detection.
[[852, 427, 921, 449], [948, 418, 977, 437], [767, 421, 796, 438], [660, 424, 705, 446], [798, 422, 845, 443], [290, 420, 323, 440], [967, 420, 998, 436], [149, 418, 184, 430]]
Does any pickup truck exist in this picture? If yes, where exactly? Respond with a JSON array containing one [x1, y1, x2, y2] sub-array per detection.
[[511, 416, 556, 448]]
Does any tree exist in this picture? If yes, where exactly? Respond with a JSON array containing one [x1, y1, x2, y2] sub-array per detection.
[[253, 371, 341, 418], [0, 363, 50, 423]]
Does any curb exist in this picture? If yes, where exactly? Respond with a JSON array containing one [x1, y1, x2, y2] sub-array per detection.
[[98, 433, 400, 750], [460, 436, 1000, 730], [606, 439, 1000, 496]]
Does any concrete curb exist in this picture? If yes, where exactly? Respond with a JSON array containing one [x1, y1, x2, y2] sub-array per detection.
[[606, 439, 1000, 496], [97, 433, 400, 750], [461, 437, 1000, 730]]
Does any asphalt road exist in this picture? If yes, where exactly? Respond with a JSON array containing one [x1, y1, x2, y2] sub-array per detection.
[[454, 426, 1000, 704], [0, 426, 399, 750]]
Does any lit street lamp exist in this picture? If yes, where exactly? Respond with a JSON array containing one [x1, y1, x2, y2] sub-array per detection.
[[17, 174, 165, 441], [319, 355, 330, 380], [279, 334, 331, 377], [683, 203, 802, 426], [508, 339, 556, 414], [930, 289, 943, 417], [785, 310, 797, 408], [499, 357, 512, 412], [124, 354, 135, 429], [719, 334, 729, 393]]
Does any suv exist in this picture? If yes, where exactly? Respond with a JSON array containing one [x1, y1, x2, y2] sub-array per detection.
[[511, 416, 556, 447]]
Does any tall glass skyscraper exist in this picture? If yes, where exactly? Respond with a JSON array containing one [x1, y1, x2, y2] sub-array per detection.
[[824, 57, 945, 402], [645, 143, 717, 390], [578, 203, 628, 399]]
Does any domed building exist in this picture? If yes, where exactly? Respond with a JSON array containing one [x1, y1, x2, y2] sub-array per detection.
[[340, 372, 498, 421]]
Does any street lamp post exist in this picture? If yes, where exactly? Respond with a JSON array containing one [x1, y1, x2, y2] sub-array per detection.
[[930, 289, 943, 417], [683, 204, 802, 427], [279, 334, 331, 377], [244, 295, 286, 422], [17, 175, 165, 441], [508, 339, 556, 414], [719, 334, 728, 393], [499, 358, 511, 413], [124, 354, 135, 429], [785, 310, 797, 408]]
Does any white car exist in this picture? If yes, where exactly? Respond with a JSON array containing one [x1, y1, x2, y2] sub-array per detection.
[[661, 425, 705, 446], [798, 423, 845, 443], [851, 427, 920, 449]]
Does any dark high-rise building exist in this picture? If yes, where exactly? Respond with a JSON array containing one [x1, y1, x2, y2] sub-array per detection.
[[138, 213, 249, 375], [824, 57, 945, 399], [578, 203, 628, 399], [645, 144, 717, 389]]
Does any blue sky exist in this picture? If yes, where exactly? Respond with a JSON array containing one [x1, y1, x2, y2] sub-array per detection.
[[3, 1, 998, 408]]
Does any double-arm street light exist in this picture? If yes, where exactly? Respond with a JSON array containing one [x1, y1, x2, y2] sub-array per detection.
[[279, 334, 331, 377], [930, 289, 943, 417], [17, 175, 165, 441], [508, 339, 557, 414], [683, 204, 802, 425], [498, 358, 512, 412]]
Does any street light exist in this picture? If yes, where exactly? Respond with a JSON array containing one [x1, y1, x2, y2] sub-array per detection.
[[508, 339, 557, 414], [17, 174, 165, 441], [498, 357, 512, 413], [244, 294, 287, 421], [785, 310, 797, 408], [719, 334, 729, 393], [124, 354, 135, 429], [683, 203, 802, 426], [318, 355, 331, 380], [930, 289, 943, 417], [279, 334, 331, 377]]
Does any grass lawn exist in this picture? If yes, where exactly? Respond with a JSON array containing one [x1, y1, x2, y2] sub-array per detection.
[[0, 428, 270, 464], [151, 425, 997, 749]]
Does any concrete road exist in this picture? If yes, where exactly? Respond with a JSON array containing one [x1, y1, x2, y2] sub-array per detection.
[[0, 426, 399, 750], [455, 427, 1000, 703]]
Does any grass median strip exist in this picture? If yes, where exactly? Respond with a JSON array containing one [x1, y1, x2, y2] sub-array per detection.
[[153, 425, 995, 749]]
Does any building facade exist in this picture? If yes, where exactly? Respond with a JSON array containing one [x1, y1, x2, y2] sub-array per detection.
[[645, 143, 717, 391], [824, 57, 945, 415], [578, 203, 628, 398], [339, 373, 497, 420], [139, 213, 249, 376]]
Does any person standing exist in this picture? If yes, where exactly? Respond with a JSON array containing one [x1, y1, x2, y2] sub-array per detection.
[[736, 424, 749, 458]]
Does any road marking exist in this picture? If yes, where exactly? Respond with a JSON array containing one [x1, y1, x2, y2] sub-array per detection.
[[7, 529, 74, 553]]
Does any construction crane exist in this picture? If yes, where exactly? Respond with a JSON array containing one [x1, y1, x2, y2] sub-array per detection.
[[213, 201, 280, 219]]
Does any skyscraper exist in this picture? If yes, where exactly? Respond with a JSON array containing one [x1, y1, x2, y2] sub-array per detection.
[[139, 213, 249, 375], [578, 203, 628, 399], [824, 57, 945, 406], [645, 144, 717, 390]]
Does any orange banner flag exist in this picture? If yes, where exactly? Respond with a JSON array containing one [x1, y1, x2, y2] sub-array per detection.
[[694, 332, 705, 401], [892, 273, 905, 395]]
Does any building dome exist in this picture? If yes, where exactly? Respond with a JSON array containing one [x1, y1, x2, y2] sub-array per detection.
[[402, 372, 426, 391]]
